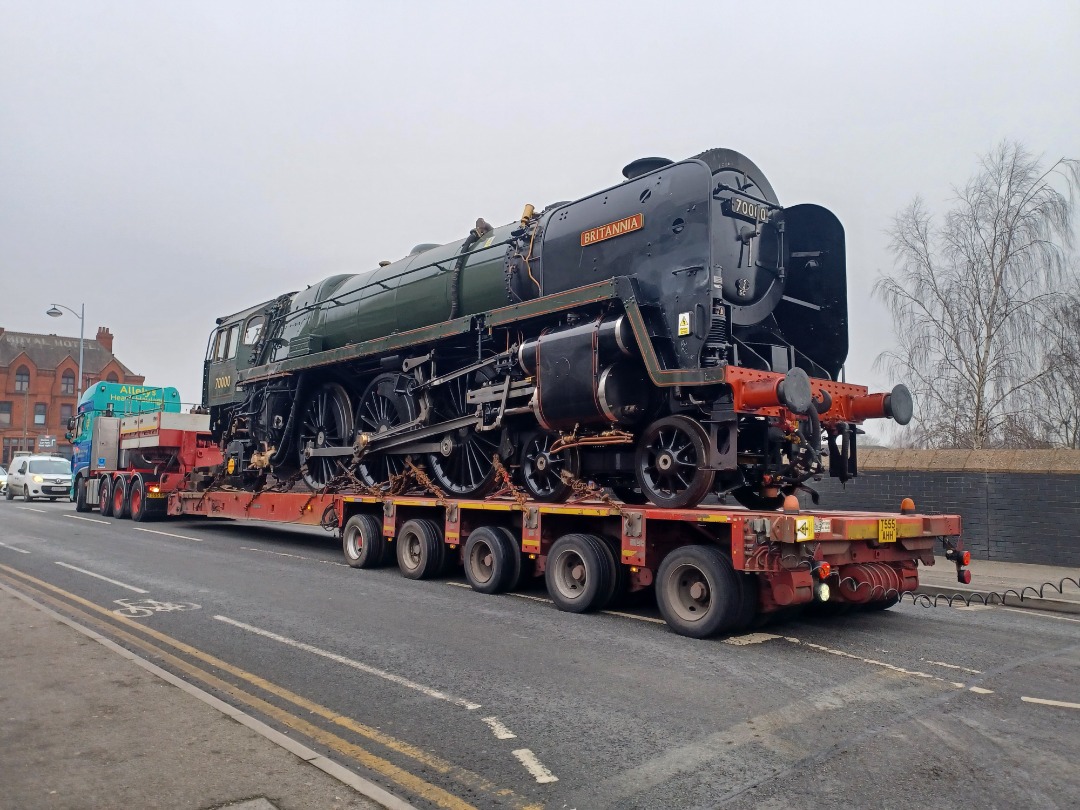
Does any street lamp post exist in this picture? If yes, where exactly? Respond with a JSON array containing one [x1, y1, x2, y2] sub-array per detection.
[[46, 303, 85, 398]]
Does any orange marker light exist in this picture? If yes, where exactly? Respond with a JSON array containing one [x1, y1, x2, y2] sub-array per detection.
[[816, 562, 831, 579], [900, 497, 915, 514]]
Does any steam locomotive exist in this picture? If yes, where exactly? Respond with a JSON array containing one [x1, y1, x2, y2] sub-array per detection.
[[203, 148, 911, 510]]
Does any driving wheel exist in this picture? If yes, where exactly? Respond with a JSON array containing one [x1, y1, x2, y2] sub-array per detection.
[[425, 372, 499, 498], [296, 382, 354, 489], [355, 373, 416, 489]]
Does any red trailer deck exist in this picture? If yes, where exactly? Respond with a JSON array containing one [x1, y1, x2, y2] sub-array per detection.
[[86, 412, 966, 638]]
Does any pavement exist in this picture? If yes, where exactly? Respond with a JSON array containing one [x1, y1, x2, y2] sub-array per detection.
[[1, 547, 1077, 810], [916, 555, 1080, 614]]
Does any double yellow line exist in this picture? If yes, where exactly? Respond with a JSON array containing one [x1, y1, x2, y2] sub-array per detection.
[[0, 564, 539, 810]]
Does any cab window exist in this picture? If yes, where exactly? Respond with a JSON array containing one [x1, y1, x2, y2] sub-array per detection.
[[224, 324, 240, 359], [243, 316, 264, 345], [211, 329, 228, 362]]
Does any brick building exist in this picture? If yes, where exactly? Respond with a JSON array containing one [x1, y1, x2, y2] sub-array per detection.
[[0, 327, 144, 465]]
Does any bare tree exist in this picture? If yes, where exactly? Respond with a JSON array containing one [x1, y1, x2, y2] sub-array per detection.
[[1026, 278, 1080, 448], [875, 142, 1079, 449]]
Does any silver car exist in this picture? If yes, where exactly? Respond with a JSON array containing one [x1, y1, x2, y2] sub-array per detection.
[[5, 455, 73, 502]]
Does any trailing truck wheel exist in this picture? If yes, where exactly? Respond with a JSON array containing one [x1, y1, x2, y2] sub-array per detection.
[[129, 475, 157, 523], [545, 533, 615, 614], [75, 477, 91, 513], [655, 545, 740, 638], [98, 475, 113, 517], [395, 518, 446, 580], [463, 526, 521, 594], [634, 415, 716, 510], [342, 514, 388, 568], [112, 476, 130, 519]]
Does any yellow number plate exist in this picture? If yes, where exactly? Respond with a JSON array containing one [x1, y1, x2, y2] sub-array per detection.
[[877, 518, 897, 543]]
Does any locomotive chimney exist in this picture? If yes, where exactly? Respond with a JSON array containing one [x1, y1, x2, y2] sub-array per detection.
[[622, 156, 674, 180]]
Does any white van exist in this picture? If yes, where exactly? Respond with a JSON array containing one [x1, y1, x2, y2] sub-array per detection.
[[5, 455, 73, 502]]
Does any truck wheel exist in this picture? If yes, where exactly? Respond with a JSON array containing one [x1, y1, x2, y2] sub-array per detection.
[[98, 475, 113, 516], [112, 476, 130, 519], [655, 545, 740, 638], [129, 475, 156, 522], [395, 518, 446, 580], [463, 526, 521, 594], [731, 573, 760, 632], [545, 533, 614, 613], [342, 514, 388, 568], [75, 478, 91, 513], [862, 595, 900, 611]]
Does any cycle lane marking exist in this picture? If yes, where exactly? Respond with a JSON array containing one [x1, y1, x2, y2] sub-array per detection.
[[214, 615, 482, 710], [55, 561, 148, 593]]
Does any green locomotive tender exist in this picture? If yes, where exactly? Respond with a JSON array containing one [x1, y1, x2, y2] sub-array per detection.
[[203, 148, 911, 509]]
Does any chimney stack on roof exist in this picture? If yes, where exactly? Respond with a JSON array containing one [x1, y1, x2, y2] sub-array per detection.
[[96, 326, 114, 353]]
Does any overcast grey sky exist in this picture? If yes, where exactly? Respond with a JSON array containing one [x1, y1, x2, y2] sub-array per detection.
[[2, 1, 1077, 432]]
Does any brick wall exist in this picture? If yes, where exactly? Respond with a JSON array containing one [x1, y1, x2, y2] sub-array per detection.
[[805, 449, 1080, 567]]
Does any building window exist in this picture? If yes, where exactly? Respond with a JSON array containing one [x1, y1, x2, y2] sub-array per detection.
[[15, 365, 30, 392], [34, 403, 46, 425], [0, 401, 10, 426], [3, 437, 33, 466], [61, 370, 76, 395], [60, 403, 74, 426], [106, 372, 119, 383]]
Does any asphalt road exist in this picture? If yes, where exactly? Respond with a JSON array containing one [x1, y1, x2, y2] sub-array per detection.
[[1, 498, 1077, 810]]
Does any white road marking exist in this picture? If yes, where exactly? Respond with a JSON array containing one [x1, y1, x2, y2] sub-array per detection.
[[133, 527, 203, 542], [1000, 607, 1080, 623], [63, 514, 110, 525], [969, 686, 994, 694], [512, 748, 559, 783], [214, 615, 482, 710], [781, 635, 992, 693], [1022, 696, 1080, 710], [953, 604, 993, 611], [445, 581, 471, 588], [922, 659, 983, 674], [15, 506, 47, 513], [239, 546, 348, 567], [481, 716, 518, 740], [0, 541, 31, 554], [54, 561, 149, 593], [600, 609, 666, 624], [507, 592, 554, 604], [725, 632, 782, 646]]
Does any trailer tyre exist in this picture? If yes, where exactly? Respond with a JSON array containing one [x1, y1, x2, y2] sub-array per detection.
[[396, 518, 446, 580], [655, 545, 740, 638], [98, 475, 113, 517], [463, 526, 520, 594], [75, 476, 91, 513], [545, 533, 615, 614], [731, 573, 760, 632], [342, 514, 388, 569], [112, 476, 130, 520]]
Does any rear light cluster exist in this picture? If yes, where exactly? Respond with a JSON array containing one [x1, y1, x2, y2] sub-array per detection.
[[945, 547, 972, 584]]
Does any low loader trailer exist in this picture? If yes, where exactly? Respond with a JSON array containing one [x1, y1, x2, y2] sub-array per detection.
[[82, 410, 968, 638]]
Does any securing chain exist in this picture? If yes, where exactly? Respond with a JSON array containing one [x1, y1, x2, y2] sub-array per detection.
[[557, 469, 623, 514], [491, 453, 529, 510], [404, 458, 447, 504]]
